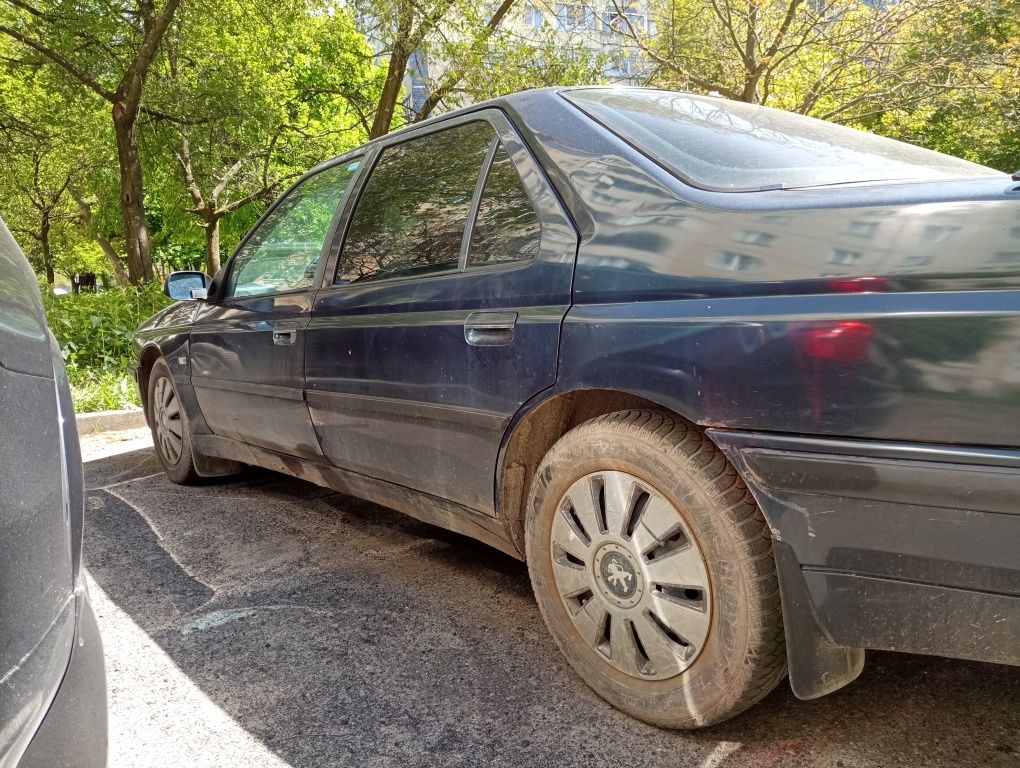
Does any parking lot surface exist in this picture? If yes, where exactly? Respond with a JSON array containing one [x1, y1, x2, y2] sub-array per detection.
[[82, 430, 1019, 768]]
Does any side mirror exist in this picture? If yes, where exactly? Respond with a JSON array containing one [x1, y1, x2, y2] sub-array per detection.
[[164, 271, 212, 301]]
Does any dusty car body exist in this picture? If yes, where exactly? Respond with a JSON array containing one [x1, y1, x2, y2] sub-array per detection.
[[133, 88, 1020, 726], [0, 217, 107, 767]]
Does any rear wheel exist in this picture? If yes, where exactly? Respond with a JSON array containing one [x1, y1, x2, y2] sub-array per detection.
[[147, 359, 200, 484], [525, 410, 786, 728]]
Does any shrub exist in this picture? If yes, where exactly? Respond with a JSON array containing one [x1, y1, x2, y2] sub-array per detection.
[[42, 284, 172, 412]]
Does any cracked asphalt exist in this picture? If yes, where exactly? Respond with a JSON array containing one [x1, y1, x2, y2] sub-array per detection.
[[80, 429, 1019, 768]]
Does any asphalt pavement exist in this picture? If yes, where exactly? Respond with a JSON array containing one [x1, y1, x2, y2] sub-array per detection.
[[81, 429, 1019, 768]]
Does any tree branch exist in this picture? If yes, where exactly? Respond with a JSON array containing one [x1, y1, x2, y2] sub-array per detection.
[[413, 0, 519, 121], [0, 23, 115, 101]]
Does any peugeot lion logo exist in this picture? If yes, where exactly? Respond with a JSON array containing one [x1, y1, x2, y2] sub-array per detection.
[[606, 562, 632, 590], [601, 552, 638, 599]]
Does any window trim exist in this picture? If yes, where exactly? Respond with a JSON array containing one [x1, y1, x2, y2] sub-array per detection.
[[458, 137, 501, 271], [217, 151, 367, 302], [323, 108, 561, 291]]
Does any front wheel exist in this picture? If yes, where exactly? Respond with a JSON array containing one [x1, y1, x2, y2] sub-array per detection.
[[525, 410, 786, 728], [147, 359, 200, 484]]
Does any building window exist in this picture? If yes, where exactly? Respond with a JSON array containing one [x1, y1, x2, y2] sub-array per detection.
[[846, 220, 878, 238], [992, 251, 1020, 265], [525, 4, 544, 28], [732, 230, 776, 246], [555, 3, 597, 31], [921, 225, 959, 244], [604, 53, 638, 79], [829, 248, 862, 266], [902, 254, 933, 268], [602, 5, 645, 35], [708, 250, 761, 272]]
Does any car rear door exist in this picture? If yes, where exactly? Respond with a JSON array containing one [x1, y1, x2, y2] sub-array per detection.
[[189, 157, 364, 458], [305, 111, 577, 513]]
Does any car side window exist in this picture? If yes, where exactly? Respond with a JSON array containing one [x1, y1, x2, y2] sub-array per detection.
[[226, 158, 361, 298], [335, 122, 493, 284], [467, 143, 542, 266]]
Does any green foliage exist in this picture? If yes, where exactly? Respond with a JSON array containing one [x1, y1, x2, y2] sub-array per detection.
[[43, 285, 172, 411], [64, 368, 141, 412], [642, 0, 1020, 170]]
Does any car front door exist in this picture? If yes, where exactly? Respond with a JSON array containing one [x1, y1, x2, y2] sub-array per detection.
[[305, 112, 577, 512], [189, 156, 363, 458]]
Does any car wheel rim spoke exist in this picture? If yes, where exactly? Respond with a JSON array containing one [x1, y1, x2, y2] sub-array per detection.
[[649, 592, 709, 655], [609, 615, 650, 677], [561, 476, 603, 542], [550, 471, 711, 681], [153, 378, 183, 465], [631, 612, 687, 677]]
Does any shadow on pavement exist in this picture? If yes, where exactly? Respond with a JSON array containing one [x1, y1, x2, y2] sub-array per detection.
[[83, 448, 1020, 768]]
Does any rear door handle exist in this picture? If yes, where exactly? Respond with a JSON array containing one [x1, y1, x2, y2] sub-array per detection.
[[272, 324, 298, 345], [464, 312, 518, 347]]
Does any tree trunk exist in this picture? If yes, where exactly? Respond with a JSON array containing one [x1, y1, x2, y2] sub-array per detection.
[[40, 215, 54, 285], [113, 106, 153, 285], [204, 217, 221, 275], [97, 236, 131, 286], [370, 46, 411, 139]]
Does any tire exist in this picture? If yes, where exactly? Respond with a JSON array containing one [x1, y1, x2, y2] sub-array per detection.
[[147, 359, 201, 484], [525, 409, 786, 728]]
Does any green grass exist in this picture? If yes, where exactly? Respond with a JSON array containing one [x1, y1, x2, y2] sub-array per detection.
[[65, 366, 141, 412], [43, 284, 172, 413]]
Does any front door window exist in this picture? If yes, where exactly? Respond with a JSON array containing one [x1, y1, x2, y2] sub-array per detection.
[[227, 158, 362, 298]]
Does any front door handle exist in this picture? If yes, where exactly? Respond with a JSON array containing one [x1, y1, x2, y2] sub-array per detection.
[[272, 324, 297, 345], [464, 312, 517, 347]]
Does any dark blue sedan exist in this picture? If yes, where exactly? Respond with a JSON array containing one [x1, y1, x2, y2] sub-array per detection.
[[134, 87, 1020, 727]]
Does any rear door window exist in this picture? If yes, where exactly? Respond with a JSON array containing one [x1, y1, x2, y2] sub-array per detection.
[[336, 121, 494, 284], [467, 143, 542, 267]]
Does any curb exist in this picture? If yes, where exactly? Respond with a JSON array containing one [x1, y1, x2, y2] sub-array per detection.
[[76, 407, 147, 435]]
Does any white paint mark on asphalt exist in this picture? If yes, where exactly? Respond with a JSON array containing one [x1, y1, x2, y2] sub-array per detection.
[[182, 608, 256, 635], [699, 740, 742, 768], [100, 472, 163, 490], [86, 573, 292, 768]]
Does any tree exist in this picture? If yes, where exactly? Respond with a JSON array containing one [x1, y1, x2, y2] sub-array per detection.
[[0, 0, 183, 284], [615, 0, 1001, 123], [152, 0, 383, 274], [413, 2, 608, 119], [411, 0, 518, 122], [349, 0, 533, 137], [871, 0, 1020, 172], [0, 36, 125, 283]]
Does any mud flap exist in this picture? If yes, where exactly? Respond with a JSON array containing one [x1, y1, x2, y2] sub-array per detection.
[[773, 541, 865, 699]]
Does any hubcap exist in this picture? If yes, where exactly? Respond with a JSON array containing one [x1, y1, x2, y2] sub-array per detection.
[[153, 377, 183, 465], [550, 471, 712, 680]]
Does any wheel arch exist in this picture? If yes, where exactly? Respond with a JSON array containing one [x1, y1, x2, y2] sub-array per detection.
[[495, 386, 699, 558], [137, 344, 163, 423]]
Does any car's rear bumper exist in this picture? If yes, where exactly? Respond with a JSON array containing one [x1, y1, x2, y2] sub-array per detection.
[[16, 587, 107, 768], [709, 430, 1020, 697]]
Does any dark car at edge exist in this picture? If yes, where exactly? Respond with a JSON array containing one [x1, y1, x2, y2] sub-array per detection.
[[0, 217, 107, 766], [133, 87, 1020, 728]]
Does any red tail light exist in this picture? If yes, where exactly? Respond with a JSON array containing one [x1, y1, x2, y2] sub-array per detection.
[[827, 277, 887, 293], [803, 321, 873, 362]]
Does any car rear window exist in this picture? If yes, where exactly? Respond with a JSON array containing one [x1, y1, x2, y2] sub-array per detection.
[[564, 88, 1004, 192]]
